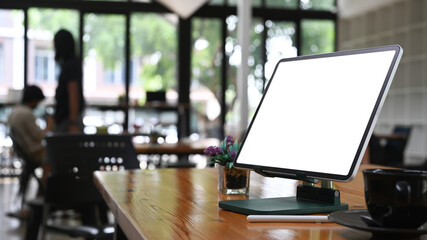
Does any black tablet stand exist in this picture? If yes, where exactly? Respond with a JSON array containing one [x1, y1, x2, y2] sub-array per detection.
[[218, 169, 348, 215]]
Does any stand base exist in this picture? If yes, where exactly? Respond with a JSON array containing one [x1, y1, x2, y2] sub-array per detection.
[[219, 196, 348, 215]]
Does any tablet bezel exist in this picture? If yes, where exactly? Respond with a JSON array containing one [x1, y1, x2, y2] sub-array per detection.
[[233, 45, 403, 182]]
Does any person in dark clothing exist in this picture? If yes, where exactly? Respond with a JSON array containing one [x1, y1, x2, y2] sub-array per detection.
[[53, 29, 85, 133]]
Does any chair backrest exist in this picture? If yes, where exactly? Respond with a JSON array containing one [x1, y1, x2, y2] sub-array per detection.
[[44, 133, 140, 203], [385, 125, 412, 164], [393, 125, 411, 137], [389, 125, 411, 147], [46, 133, 140, 176]]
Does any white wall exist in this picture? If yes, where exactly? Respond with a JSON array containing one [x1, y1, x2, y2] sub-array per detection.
[[338, 0, 427, 166]]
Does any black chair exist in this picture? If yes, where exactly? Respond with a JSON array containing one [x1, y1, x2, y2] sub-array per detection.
[[25, 133, 140, 240], [45, 133, 140, 176], [384, 126, 411, 165], [8, 128, 44, 218], [369, 125, 411, 167]]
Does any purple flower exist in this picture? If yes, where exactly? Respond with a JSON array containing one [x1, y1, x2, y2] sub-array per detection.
[[230, 150, 237, 160], [204, 146, 216, 155], [204, 146, 222, 156], [226, 135, 234, 146], [213, 146, 222, 155], [205, 136, 241, 168]]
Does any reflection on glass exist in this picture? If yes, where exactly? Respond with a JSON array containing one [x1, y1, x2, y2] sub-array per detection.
[[301, 19, 335, 56], [0, 9, 24, 101], [27, 8, 79, 102], [266, 0, 298, 8], [130, 13, 177, 106], [83, 13, 125, 105], [300, 0, 336, 11], [191, 18, 222, 139], [265, 20, 297, 81]]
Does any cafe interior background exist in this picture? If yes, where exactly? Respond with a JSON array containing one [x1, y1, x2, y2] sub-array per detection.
[[0, 0, 426, 238], [1, 0, 427, 172]]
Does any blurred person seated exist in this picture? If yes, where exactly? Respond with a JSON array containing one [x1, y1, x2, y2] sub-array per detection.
[[8, 85, 53, 168]]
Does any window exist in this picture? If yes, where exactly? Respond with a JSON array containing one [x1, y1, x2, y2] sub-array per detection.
[[224, 15, 239, 135], [227, 0, 262, 7], [130, 13, 178, 105], [248, 18, 265, 117], [34, 50, 48, 81], [265, 20, 297, 80], [300, 0, 336, 11], [27, 8, 79, 100], [83, 13, 126, 105], [0, 9, 24, 100], [266, 0, 298, 8], [224, 16, 274, 135], [34, 47, 55, 82], [191, 18, 222, 138], [0, 0, 337, 137], [301, 19, 335, 55], [128, 13, 178, 136]]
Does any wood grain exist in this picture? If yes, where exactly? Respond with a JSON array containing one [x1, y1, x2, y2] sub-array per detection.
[[93, 164, 386, 240]]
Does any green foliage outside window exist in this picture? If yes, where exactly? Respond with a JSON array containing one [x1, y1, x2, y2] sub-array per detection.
[[131, 13, 177, 91], [266, 0, 298, 8], [191, 18, 222, 98], [300, 0, 335, 11], [191, 18, 222, 120], [84, 14, 125, 70], [301, 19, 335, 55], [28, 8, 79, 48]]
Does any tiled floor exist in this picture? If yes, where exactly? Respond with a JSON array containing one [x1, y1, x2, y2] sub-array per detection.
[[0, 177, 83, 240]]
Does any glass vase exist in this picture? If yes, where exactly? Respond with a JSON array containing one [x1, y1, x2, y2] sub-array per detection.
[[217, 164, 250, 195]]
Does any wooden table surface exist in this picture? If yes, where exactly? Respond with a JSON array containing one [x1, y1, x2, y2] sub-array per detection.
[[93, 164, 384, 240], [133, 138, 220, 155]]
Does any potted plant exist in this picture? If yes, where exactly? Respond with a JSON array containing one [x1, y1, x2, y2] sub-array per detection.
[[204, 136, 250, 195]]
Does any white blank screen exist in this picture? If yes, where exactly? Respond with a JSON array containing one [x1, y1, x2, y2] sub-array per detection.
[[236, 50, 397, 177]]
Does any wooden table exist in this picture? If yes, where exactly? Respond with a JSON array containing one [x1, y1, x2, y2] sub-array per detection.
[[93, 164, 382, 240], [133, 138, 219, 155]]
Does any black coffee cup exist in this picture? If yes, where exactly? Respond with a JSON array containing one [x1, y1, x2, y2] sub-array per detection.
[[363, 169, 427, 229]]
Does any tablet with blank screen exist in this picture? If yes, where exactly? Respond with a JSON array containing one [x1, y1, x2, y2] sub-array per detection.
[[234, 45, 403, 182]]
